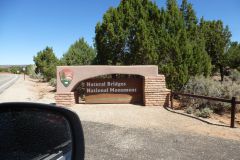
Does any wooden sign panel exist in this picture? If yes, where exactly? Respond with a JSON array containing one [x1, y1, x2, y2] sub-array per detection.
[[84, 78, 143, 104]]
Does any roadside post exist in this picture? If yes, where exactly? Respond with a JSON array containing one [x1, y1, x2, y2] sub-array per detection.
[[170, 90, 173, 109], [22, 67, 26, 80]]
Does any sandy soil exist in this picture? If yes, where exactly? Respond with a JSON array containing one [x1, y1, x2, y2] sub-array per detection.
[[172, 99, 240, 127], [212, 113, 240, 127], [0, 75, 55, 104]]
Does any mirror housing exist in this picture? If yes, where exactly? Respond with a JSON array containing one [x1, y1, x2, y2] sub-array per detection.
[[0, 102, 84, 160]]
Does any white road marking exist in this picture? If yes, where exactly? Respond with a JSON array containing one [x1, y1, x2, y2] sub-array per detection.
[[0, 75, 19, 92]]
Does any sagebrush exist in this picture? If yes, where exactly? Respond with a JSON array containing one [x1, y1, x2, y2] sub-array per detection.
[[181, 74, 240, 117]]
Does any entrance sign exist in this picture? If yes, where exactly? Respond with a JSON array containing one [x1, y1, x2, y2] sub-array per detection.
[[84, 78, 143, 104], [55, 65, 170, 107]]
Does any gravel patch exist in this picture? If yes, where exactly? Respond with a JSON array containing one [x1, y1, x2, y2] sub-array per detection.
[[82, 121, 240, 160], [71, 104, 240, 141]]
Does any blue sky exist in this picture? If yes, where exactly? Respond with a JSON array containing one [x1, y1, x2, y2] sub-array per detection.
[[0, 0, 239, 65]]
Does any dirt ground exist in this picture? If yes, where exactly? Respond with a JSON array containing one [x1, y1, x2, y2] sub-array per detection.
[[212, 113, 240, 127], [0, 75, 55, 103], [30, 78, 55, 103], [72, 104, 240, 141], [0, 76, 240, 141], [172, 100, 240, 128]]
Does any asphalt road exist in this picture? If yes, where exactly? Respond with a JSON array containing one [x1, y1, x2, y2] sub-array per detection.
[[0, 74, 19, 94], [82, 121, 240, 160]]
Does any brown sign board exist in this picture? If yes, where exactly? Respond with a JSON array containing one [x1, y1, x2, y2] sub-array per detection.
[[84, 78, 143, 104]]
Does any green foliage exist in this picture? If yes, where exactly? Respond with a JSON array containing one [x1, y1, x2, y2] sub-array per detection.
[[9, 67, 18, 74], [194, 108, 212, 118], [229, 70, 240, 82], [226, 42, 240, 69], [158, 0, 212, 90], [49, 78, 57, 87], [95, 0, 160, 65], [9, 66, 23, 74], [0, 68, 9, 72], [181, 75, 240, 114], [95, 0, 212, 90], [200, 18, 231, 80], [33, 47, 59, 81], [61, 38, 96, 65], [26, 65, 37, 77], [201, 108, 213, 118], [185, 106, 193, 114]]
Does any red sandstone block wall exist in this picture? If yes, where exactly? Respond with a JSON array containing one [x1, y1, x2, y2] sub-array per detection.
[[144, 75, 170, 106], [55, 75, 170, 107], [55, 92, 75, 107]]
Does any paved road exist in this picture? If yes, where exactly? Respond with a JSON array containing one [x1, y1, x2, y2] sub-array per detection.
[[0, 74, 19, 94], [82, 121, 240, 160]]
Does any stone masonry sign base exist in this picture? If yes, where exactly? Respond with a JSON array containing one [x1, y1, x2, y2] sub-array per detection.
[[55, 65, 170, 107]]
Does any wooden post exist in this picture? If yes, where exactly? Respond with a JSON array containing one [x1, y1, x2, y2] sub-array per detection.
[[230, 97, 236, 128]]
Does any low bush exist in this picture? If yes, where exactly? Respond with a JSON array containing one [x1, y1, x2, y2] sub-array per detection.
[[30, 73, 43, 80], [194, 108, 212, 118], [49, 78, 56, 87], [199, 108, 213, 118], [0, 68, 9, 72], [181, 75, 240, 117], [185, 107, 194, 114], [229, 69, 240, 83]]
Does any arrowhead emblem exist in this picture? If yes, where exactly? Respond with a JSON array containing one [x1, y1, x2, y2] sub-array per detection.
[[59, 69, 73, 87]]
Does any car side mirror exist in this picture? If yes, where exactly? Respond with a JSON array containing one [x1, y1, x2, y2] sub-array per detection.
[[0, 102, 84, 160]]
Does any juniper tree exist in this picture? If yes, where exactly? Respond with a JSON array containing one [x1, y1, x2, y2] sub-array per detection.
[[95, 0, 213, 90], [33, 47, 59, 81], [200, 18, 231, 81], [95, 0, 160, 65], [61, 38, 96, 65]]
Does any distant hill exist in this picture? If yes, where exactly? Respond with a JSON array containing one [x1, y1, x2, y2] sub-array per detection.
[[0, 65, 29, 68]]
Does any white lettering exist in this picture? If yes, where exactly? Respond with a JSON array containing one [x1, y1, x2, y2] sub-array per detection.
[[106, 81, 127, 87], [86, 82, 106, 87]]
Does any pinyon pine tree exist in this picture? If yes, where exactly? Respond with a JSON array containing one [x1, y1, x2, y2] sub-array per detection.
[[95, 0, 212, 90]]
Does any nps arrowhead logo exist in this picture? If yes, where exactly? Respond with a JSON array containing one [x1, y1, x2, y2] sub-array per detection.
[[59, 69, 73, 87]]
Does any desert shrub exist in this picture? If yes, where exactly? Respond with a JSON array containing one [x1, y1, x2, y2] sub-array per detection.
[[9, 66, 22, 74], [26, 65, 37, 77], [29, 71, 38, 79], [49, 78, 56, 87], [181, 75, 240, 116], [200, 107, 213, 118], [194, 109, 201, 117], [229, 69, 240, 83], [185, 107, 194, 114], [29, 73, 37, 79], [0, 68, 9, 72], [194, 108, 212, 118], [30, 73, 43, 80]]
